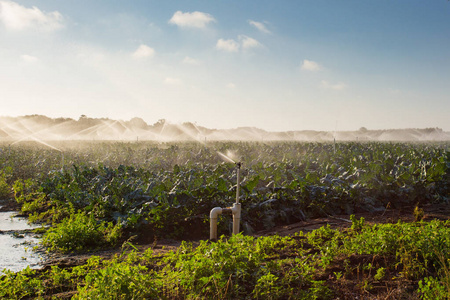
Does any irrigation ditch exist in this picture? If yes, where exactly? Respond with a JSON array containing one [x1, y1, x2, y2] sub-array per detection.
[[0, 201, 44, 274]]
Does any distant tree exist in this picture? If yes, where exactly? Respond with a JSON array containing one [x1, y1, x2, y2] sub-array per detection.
[[24, 114, 52, 126], [55, 117, 74, 124], [128, 117, 149, 129], [152, 119, 166, 128], [359, 127, 368, 132]]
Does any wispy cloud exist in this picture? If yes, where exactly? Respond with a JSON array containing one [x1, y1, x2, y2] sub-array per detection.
[[226, 82, 236, 89], [0, 0, 64, 31], [248, 20, 270, 34], [321, 80, 347, 91], [216, 35, 262, 53], [132, 45, 155, 59], [239, 35, 262, 50], [301, 59, 322, 71], [169, 11, 215, 29], [216, 38, 240, 52]]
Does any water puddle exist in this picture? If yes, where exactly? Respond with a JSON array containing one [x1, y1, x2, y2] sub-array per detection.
[[0, 210, 44, 274]]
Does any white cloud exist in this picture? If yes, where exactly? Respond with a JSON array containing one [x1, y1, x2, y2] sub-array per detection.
[[20, 54, 38, 63], [239, 35, 262, 50], [169, 11, 215, 29], [226, 83, 236, 89], [321, 80, 347, 91], [0, 0, 64, 31], [216, 38, 239, 52], [216, 36, 262, 53], [182, 56, 200, 65], [301, 59, 322, 71], [132, 45, 155, 59], [248, 20, 270, 34], [164, 77, 182, 85]]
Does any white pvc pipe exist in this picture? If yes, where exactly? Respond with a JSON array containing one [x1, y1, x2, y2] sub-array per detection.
[[233, 162, 241, 234], [209, 204, 242, 240], [209, 162, 243, 241], [236, 162, 241, 204], [210, 207, 223, 240], [231, 203, 241, 235]]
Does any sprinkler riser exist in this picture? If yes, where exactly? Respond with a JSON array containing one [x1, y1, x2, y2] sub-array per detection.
[[209, 203, 241, 240], [209, 162, 242, 241]]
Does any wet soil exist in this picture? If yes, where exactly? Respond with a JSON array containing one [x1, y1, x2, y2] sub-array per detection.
[[0, 199, 44, 273]]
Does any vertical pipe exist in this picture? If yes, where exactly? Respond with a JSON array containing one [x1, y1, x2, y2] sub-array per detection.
[[210, 207, 223, 240], [232, 203, 241, 235], [234, 162, 242, 234], [236, 162, 241, 204], [210, 217, 218, 240]]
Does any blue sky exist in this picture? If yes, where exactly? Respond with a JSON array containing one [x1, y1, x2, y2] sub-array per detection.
[[1, 0, 449, 131]]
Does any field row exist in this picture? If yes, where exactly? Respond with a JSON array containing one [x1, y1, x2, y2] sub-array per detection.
[[1, 141, 449, 248]]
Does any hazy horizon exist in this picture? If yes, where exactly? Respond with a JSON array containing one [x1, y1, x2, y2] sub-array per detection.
[[1, 113, 449, 132], [1, 114, 448, 142], [1, 1, 449, 132]]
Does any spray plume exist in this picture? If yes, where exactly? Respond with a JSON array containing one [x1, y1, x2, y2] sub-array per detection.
[[217, 151, 237, 164]]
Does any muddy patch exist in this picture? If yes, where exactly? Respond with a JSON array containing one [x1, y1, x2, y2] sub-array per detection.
[[0, 210, 44, 274]]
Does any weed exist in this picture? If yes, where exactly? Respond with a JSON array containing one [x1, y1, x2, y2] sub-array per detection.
[[414, 205, 425, 222], [418, 277, 448, 300], [350, 214, 365, 232], [374, 267, 386, 281]]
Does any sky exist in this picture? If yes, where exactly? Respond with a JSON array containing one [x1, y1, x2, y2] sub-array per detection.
[[0, 0, 449, 132]]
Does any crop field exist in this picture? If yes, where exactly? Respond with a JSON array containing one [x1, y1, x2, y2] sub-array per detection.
[[0, 140, 449, 299]]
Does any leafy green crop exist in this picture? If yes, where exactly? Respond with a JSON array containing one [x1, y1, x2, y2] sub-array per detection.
[[1, 141, 448, 252], [2, 220, 449, 299], [42, 212, 122, 253]]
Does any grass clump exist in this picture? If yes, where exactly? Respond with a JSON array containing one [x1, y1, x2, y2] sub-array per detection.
[[42, 212, 122, 253]]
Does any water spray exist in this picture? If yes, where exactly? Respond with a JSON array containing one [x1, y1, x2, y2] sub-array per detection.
[[217, 151, 236, 164], [11, 137, 65, 170], [333, 137, 336, 155], [61, 152, 65, 171], [210, 161, 242, 241], [333, 120, 338, 155]]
